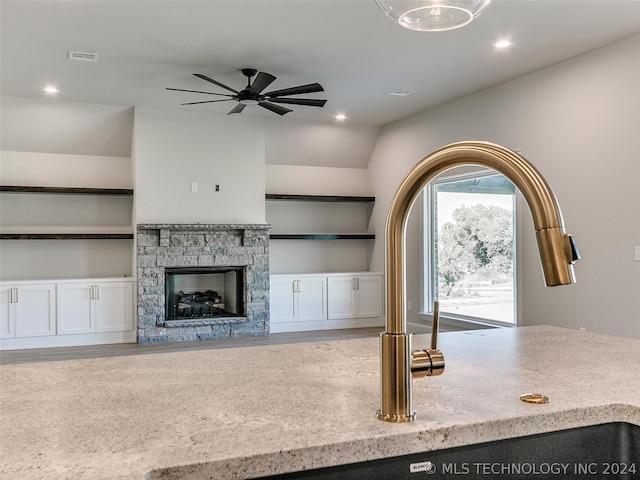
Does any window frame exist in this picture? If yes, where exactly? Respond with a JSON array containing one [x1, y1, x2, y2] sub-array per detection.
[[422, 167, 519, 328]]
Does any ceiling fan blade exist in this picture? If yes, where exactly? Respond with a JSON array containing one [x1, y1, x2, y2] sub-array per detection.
[[258, 101, 292, 116], [193, 73, 239, 94], [166, 87, 235, 97], [249, 72, 276, 94], [263, 83, 324, 98], [180, 99, 235, 105], [268, 98, 327, 107], [227, 103, 246, 115]]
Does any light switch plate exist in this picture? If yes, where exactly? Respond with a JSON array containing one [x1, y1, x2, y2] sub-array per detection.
[[635, 246, 640, 261]]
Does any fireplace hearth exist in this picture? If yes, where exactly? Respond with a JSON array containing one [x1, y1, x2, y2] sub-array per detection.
[[136, 224, 270, 344]]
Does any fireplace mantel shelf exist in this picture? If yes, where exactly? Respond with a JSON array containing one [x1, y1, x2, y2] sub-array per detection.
[[137, 223, 270, 231]]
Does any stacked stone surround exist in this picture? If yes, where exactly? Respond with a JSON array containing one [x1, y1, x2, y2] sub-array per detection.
[[136, 224, 270, 344]]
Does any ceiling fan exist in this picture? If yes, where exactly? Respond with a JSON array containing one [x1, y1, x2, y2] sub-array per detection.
[[167, 68, 327, 116]]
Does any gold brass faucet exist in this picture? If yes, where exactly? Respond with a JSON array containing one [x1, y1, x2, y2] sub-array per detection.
[[376, 141, 580, 423]]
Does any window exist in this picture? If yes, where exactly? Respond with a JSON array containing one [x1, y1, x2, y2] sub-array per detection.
[[424, 169, 517, 325]]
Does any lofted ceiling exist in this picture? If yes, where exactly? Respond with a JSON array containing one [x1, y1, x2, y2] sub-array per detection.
[[1, 0, 640, 128]]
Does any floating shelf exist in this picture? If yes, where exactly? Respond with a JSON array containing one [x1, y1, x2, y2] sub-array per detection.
[[266, 194, 374, 203], [0, 186, 134, 196], [0, 233, 134, 240], [0, 227, 134, 240], [269, 233, 375, 240]]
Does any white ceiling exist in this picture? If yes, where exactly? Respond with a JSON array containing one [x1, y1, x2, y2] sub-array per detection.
[[2, 0, 640, 127]]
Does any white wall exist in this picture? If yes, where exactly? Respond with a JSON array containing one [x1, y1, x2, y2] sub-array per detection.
[[0, 151, 132, 188], [266, 117, 379, 169], [0, 96, 133, 157], [266, 164, 370, 196], [132, 107, 266, 225], [367, 34, 640, 339]]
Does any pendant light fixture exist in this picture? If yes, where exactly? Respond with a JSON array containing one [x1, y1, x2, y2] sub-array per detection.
[[375, 0, 491, 32]]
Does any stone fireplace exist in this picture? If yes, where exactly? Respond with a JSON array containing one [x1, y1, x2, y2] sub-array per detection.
[[136, 224, 270, 343]]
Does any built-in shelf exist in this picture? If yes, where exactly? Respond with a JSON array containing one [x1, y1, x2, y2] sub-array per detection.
[[1, 186, 134, 240], [266, 194, 374, 203], [266, 193, 375, 243], [0, 233, 134, 240], [269, 233, 375, 240], [0, 186, 133, 196]]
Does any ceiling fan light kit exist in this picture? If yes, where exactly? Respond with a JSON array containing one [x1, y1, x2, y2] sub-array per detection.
[[167, 68, 326, 116], [375, 0, 491, 32]]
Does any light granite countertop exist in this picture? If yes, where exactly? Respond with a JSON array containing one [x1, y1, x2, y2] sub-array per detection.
[[1, 326, 639, 479]]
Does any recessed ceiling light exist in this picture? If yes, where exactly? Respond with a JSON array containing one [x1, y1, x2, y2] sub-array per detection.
[[335, 113, 347, 121], [493, 40, 512, 49], [388, 89, 415, 97], [43, 86, 59, 94]]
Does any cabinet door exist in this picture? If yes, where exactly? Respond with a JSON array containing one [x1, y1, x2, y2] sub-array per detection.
[[270, 276, 297, 323], [95, 282, 134, 332], [0, 286, 15, 339], [297, 276, 327, 322], [14, 284, 56, 337], [355, 275, 383, 318], [327, 276, 356, 320], [57, 283, 95, 335]]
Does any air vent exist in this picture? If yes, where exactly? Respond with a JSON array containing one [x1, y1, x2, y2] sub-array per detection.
[[388, 89, 415, 97], [68, 51, 99, 63]]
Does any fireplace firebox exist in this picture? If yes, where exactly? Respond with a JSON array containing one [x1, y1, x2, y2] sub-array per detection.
[[165, 267, 245, 321]]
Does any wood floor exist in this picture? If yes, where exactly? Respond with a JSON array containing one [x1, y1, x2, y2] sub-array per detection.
[[0, 327, 384, 365]]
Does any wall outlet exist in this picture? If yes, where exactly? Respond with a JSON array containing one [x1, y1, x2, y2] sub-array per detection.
[[407, 301, 412, 311], [191, 182, 198, 192], [635, 246, 640, 261]]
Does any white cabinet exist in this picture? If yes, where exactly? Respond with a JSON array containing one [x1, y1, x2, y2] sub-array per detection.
[[57, 281, 134, 335], [0, 283, 56, 338], [270, 275, 327, 324], [327, 274, 383, 320], [95, 282, 134, 332], [57, 283, 95, 334], [0, 286, 13, 338], [270, 273, 383, 333], [0, 278, 135, 350]]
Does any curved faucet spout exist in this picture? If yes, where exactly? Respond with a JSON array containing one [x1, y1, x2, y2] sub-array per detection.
[[377, 141, 579, 422]]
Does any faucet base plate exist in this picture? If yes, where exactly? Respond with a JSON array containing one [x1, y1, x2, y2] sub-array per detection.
[[375, 409, 417, 423]]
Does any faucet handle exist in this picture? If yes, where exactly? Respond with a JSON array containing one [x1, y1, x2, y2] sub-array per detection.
[[411, 300, 445, 378], [430, 300, 440, 350]]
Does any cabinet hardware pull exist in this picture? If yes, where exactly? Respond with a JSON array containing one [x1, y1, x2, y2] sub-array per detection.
[[14, 288, 18, 303]]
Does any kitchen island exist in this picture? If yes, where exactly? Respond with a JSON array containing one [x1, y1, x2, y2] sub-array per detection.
[[1, 325, 639, 479]]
